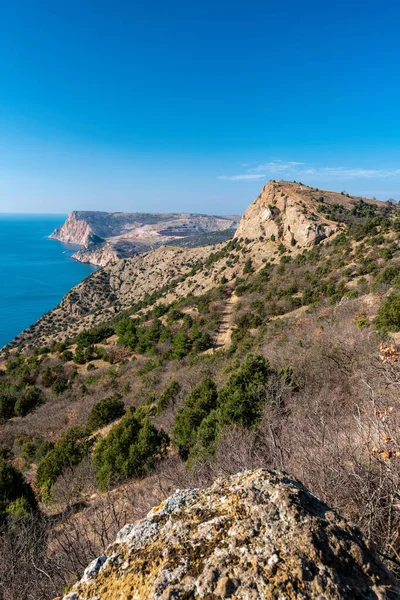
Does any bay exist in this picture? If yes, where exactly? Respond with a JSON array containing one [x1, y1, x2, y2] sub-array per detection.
[[0, 214, 98, 348]]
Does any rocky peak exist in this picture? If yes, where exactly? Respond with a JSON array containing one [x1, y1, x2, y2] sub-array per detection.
[[59, 469, 398, 600], [235, 180, 339, 248]]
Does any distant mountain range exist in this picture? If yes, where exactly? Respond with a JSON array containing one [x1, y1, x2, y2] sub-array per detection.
[[50, 210, 240, 266]]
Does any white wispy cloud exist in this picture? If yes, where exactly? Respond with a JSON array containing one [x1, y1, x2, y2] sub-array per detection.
[[219, 173, 266, 181], [219, 160, 400, 182]]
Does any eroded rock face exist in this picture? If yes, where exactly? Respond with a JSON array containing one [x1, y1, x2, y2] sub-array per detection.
[[72, 243, 119, 267], [235, 181, 339, 247], [60, 470, 399, 600], [50, 212, 94, 246]]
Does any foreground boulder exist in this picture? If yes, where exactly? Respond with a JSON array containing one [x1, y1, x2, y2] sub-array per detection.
[[61, 470, 399, 599]]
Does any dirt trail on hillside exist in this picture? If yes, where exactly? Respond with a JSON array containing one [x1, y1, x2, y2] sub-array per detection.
[[205, 294, 239, 352]]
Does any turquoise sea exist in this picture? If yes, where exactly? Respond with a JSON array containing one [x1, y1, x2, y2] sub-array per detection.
[[0, 215, 98, 348]]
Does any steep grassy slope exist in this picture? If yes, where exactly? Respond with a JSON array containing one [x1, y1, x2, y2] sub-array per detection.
[[0, 180, 399, 599]]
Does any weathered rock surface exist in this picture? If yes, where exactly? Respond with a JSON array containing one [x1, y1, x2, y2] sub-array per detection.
[[50, 212, 94, 245], [235, 180, 340, 246], [72, 242, 119, 267], [59, 470, 399, 600]]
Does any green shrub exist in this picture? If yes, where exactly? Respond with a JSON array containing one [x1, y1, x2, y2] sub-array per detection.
[[75, 325, 114, 347], [137, 358, 163, 375], [235, 313, 262, 330], [355, 317, 368, 329], [116, 318, 138, 349], [157, 380, 181, 414], [218, 354, 270, 428], [93, 411, 169, 490], [14, 386, 42, 417], [17, 436, 54, 467], [41, 368, 56, 387], [73, 347, 86, 365], [374, 293, 400, 333], [51, 341, 67, 353], [235, 283, 250, 296], [0, 394, 16, 422], [0, 458, 37, 521], [187, 410, 220, 465], [87, 395, 125, 432], [166, 307, 184, 324], [6, 355, 25, 374], [378, 266, 400, 286], [120, 382, 131, 394], [36, 427, 91, 490], [173, 377, 218, 460], [192, 332, 212, 353], [41, 365, 68, 389], [85, 375, 99, 386], [51, 378, 68, 395], [181, 355, 281, 465], [173, 330, 192, 359], [61, 350, 74, 362], [243, 259, 254, 275]]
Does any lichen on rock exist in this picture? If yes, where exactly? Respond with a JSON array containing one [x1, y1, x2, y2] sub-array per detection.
[[60, 469, 400, 599]]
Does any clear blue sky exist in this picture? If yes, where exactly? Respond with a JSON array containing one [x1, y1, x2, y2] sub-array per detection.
[[1, 0, 400, 215]]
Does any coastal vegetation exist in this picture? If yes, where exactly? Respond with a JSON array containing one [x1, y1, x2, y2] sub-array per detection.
[[0, 181, 399, 598]]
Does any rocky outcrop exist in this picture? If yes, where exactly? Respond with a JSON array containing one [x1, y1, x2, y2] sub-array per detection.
[[72, 243, 118, 267], [50, 212, 94, 246], [235, 181, 339, 247], [59, 470, 399, 600]]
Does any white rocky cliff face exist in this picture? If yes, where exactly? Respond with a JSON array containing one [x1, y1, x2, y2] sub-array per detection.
[[50, 212, 93, 246], [235, 180, 338, 247]]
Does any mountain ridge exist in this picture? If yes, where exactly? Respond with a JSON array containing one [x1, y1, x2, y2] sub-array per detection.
[[4, 180, 392, 352]]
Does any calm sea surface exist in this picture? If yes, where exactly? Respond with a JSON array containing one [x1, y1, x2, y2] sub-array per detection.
[[0, 214, 98, 348]]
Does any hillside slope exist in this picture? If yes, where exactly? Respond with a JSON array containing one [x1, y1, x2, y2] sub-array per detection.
[[1, 180, 399, 600], [5, 180, 383, 352]]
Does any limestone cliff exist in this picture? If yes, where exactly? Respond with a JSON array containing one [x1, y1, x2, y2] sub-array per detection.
[[59, 470, 399, 600], [235, 180, 339, 246], [50, 212, 94, 246], [71, 242, 119, 267]]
